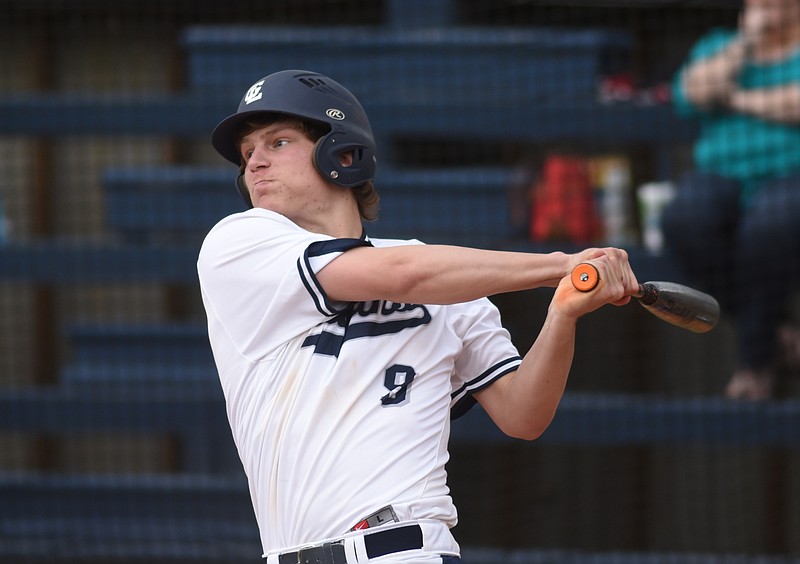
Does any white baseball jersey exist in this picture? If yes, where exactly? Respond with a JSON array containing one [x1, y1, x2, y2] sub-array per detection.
[[197, 208, 522, 557]]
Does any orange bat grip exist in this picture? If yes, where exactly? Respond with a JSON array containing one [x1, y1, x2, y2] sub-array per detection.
[[571, 263, 599, 292]]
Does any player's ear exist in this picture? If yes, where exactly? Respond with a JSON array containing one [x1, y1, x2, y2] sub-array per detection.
[[338, 150, 354, 168]]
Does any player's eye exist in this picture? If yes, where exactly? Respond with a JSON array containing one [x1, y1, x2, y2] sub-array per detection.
[[239, 144, 254, 158], [273, 139, 289, 149]]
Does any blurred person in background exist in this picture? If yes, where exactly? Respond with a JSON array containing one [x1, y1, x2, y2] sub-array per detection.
[[663, 0, 800, 400]]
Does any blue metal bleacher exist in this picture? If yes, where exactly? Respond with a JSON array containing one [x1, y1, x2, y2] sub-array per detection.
[[61, 323, 218, 391], [103, 166, 243, 244], [65, 323, 213, 366], [0, 91, 694, 146], [182, 26, 632, 100], [0, 241, 198, 283], [0, 473, 259, 562], [0, 386, 237, 475], [102, 165, 519, 246], [455, 393, 800, 448]]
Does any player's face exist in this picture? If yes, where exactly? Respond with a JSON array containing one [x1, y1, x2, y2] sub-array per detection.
[[239, 120, 335, 224], [745, 0, 800, 23]]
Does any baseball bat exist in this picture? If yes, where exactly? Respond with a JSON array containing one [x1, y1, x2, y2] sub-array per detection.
[[570, 263, 720, 333]]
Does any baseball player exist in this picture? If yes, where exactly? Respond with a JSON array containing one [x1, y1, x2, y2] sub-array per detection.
[[197, 69, 638, 563]]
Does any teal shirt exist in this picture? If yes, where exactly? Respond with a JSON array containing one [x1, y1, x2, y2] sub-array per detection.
[[672, 29, 800, 205]]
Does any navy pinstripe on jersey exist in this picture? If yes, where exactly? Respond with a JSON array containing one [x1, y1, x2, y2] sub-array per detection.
[[450, 356, 522, 419], [297, 237, 372, 316]]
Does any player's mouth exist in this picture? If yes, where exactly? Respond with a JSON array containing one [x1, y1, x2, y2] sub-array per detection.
[[252, 177, 275, 187]]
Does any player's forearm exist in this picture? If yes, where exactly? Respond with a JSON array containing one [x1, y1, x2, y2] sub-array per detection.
[[728, 84, 800, 123], [475, 259, 635, 440], [477, 307, 577, 440], [386, 245, 571, 303], [319, 244, 572, 304]]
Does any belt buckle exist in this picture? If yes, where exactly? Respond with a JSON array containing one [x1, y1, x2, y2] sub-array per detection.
[[351, 505, 399, 531], [281, 540, 345, 564]]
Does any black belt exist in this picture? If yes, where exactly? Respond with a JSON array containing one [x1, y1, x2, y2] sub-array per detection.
[[271, 524, 424, 564]]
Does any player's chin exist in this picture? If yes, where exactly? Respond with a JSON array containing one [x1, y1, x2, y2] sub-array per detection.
[[250, 185, 270, 202], [250, 191, 282, 212]]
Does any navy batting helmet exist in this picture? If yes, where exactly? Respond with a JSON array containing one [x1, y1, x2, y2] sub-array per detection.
[[211, 69, 377, 206]]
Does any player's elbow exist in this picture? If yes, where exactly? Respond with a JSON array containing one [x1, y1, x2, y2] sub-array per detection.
[[497, 414, 555, 442], [503, 429, 542, 442], [505, 425, 548, 442], [478, 378, 560, 441]]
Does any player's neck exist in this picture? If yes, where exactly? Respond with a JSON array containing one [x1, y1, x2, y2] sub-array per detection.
[[294, 199, 363, 239], [296, 218, 363, 239]]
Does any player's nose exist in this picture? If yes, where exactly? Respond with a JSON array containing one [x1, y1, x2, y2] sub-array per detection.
[[248, 144, 270, 169]]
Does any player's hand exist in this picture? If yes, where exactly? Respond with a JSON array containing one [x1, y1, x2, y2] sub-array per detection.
[[551, 250, 638, 320], [566, 248, 634, 287]]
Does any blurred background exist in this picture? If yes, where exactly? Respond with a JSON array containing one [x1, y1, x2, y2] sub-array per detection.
[[1, 0, 799, 562]]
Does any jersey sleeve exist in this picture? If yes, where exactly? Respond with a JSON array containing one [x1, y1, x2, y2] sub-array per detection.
[[197, 209, 369, 360], [300, 238, 372, 316], [448, 297, 522, 419]]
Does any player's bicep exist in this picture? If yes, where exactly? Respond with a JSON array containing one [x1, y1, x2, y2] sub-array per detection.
[[316, 245, 403, 303]]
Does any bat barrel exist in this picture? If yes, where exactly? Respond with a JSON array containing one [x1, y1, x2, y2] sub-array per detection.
[[637, 281, 720, 333]]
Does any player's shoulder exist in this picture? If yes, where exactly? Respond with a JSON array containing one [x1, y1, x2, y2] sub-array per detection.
[[203, 209, 305, 245], [198, 209, 322, 268], [210, 208, 300, 234]]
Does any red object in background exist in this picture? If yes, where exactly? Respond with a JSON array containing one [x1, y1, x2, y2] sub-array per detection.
[[598, 74, 635, 103], [529, 155, 602, 244], [598, 74, 672, 105]]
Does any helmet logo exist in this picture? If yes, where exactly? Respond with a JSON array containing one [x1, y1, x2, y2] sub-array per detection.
[[244, 80, 265, 105], [326, 108, 345, 120]]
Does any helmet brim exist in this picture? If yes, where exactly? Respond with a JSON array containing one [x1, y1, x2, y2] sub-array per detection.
[[211, 110, 280, 166]]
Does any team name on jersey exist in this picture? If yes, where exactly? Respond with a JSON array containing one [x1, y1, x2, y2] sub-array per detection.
[[302, 300, 432, 357]]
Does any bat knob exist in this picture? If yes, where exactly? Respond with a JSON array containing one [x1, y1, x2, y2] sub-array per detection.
[[571, 263, 599, 292]]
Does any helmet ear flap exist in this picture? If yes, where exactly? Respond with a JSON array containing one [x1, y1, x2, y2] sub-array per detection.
[[312, 130, 377, 189], [235, 173, 254, 208]]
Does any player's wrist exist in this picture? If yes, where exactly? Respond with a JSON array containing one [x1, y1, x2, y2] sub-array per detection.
[[549, 283, 588, 324], [561, 250, 595, 281], [549, 250, 572, 278], [550, 305, 581, 324]]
